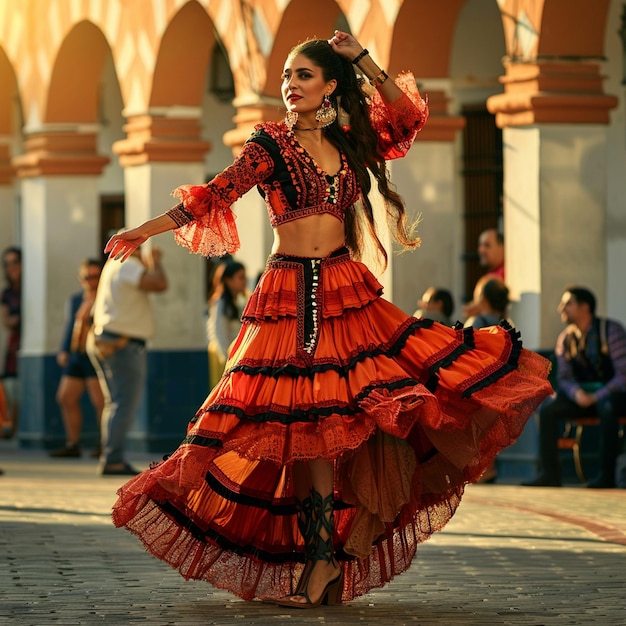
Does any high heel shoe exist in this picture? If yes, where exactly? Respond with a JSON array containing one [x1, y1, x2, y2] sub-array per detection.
[[273, 568, 343, 608], [270, 489, 344, 609]]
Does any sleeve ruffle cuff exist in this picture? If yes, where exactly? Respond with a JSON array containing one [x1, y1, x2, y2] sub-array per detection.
[[168, 184, 240, 258]]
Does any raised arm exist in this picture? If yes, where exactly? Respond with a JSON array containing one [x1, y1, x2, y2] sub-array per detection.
[[328, 30, 403, 103], [329, 30, 428, 160]]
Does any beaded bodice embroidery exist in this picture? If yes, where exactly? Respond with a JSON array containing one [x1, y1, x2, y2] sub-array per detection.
[[247, 122, 360, 227], [166, 72, 428, 258]]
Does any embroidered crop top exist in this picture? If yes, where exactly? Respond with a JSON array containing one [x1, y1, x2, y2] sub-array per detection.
[[167, 72, 428, 258]]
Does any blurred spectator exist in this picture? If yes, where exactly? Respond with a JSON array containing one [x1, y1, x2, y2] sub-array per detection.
[[87, 244, 167, 476], [467, 277, 512, 484], [50, 259, 104, 458], [523, 287, 626, 488], [464, 228, 505, 319], [207, 260, 248, 388], [414, 286, 454, 325], [0, 246, 21, 438], [466, 277, 511, 329]]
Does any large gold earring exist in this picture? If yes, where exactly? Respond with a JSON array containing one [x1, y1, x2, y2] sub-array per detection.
[[315, 94, 337, 128], [285, 110, 298, 130]]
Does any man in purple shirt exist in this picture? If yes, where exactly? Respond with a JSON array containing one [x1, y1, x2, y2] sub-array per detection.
[[523, 286, 626, 488]]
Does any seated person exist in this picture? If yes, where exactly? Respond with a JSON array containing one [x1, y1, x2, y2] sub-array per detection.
[[466, 277, 512, 484], [523, 286, 626, 488], [466, 277, 511, 329], [414, 286, 454, 326]]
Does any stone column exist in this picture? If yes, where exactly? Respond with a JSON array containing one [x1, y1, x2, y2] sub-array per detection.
[[12, 128, 109, 447], [113, 112, 212, 451], [487, 60, 617, 479], [488, 60, 618, 349]]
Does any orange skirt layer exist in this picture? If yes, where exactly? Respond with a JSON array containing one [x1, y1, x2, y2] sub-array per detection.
[[112, 249, 552, 602]]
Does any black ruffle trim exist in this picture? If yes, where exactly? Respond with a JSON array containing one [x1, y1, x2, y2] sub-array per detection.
[[157, 500, 302, 563], [181, 434, 223, 448], [155, 494, 355, 565], [460, 320, 522, 398], [228, 317, 435, 379], [192, 377, 420, 425], [202, 468, 353, 514]]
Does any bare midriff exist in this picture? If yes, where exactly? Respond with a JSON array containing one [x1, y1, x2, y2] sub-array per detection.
[[272, 213, 346, 257]]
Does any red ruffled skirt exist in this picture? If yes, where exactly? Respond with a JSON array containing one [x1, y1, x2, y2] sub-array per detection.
[[112, 247, 552, 602]]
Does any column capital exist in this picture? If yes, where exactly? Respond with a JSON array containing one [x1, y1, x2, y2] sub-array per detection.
[[487, 60, 618, 127], [12, 131, 110, 178], [113, 115, 211, 167]]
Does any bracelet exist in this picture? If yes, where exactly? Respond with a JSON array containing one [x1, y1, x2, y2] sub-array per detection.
[[351, 49, 369, 65], [166, 202, 194, 228], [369, 70, 389, 87]]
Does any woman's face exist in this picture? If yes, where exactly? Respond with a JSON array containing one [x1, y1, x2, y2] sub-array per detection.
[[281, 52, 336, 117], [225, 269, 247, 295]]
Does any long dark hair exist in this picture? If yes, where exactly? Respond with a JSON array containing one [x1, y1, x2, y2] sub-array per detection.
[[214, 260, 246, 320], [287, 39, 419, 267]]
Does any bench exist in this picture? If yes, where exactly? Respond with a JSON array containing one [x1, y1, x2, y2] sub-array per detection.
[[558, 416, 626, 482]]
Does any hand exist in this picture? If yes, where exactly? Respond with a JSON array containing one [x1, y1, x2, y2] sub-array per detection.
[[328, 30, 363, 61], [574, 388, 596, 408], [57, 351, 69, 368], [104, 227, 149, 261]]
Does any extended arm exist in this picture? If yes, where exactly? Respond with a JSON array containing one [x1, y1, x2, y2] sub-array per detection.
[[106, 141, 274, 261]]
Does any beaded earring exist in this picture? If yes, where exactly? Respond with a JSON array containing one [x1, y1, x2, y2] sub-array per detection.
[[285, 110, 298, 130], [315, 94, 337, 128]]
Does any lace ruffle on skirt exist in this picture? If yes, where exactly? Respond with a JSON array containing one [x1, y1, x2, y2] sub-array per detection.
[[112, 248, 552, 602]]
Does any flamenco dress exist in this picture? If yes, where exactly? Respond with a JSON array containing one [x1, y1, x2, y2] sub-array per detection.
[[112, 74, 553, 602]]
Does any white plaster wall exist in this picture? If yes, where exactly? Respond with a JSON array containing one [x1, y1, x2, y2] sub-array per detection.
[[0, 183, 18, 255], [97, 53, 126, 195], [505, 125, 610, 349], [202, 91, 237, 177], [232, 190, 273, 285], [603, 0, 626, 323], [503, 127, 542, 349], [390, 140, 463, 319], [20, 176, 101, 354], [449, 0, 505, 113], [123, 162, 208, 350], [540, 125, 608, 330]]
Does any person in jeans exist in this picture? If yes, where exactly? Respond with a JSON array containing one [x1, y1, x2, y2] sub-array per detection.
[[87, 244, 167, 475], [523, 287, 626, 488]]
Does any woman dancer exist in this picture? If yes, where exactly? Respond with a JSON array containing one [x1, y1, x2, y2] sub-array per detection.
[[107, 31, 552, 607]]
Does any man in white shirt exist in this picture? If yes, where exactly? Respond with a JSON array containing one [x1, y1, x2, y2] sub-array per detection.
[[88, 245, 167, 475]]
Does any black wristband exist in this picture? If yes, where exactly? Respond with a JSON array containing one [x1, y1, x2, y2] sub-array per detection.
[[351, 49, 369, 65]]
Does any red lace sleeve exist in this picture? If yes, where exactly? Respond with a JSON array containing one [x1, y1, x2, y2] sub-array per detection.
[[169, 141, 274, 257], [367, 71, 429, 160]]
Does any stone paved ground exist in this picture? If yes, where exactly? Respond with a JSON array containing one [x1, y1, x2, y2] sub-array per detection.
[[1, 446, 625, 626]]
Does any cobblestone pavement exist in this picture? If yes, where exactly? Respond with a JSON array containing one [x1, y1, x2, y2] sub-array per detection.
[[1, 446, 625, 626]]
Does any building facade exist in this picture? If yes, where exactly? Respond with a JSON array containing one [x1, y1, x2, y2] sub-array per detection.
[[1, 0, 624, 474]]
